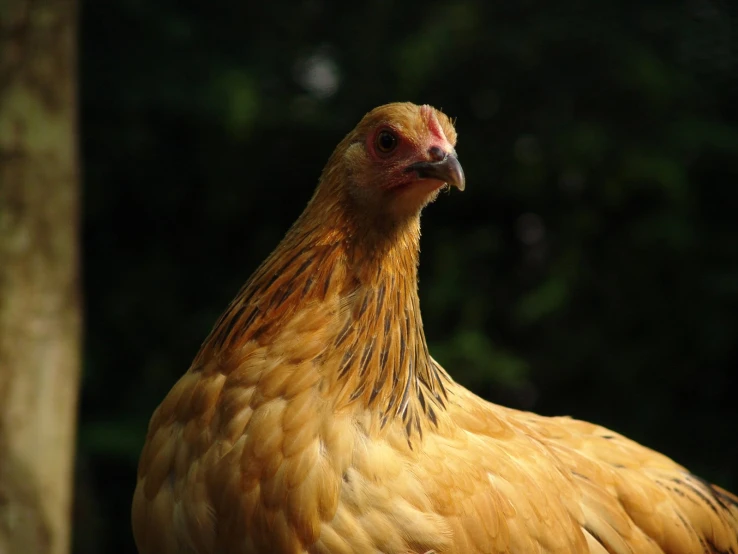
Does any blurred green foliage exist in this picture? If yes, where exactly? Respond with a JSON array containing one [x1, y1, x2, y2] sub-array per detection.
[[77, 0, 738, 552]]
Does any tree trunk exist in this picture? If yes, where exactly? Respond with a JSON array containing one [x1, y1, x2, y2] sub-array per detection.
[[0, 1, 81, 553]]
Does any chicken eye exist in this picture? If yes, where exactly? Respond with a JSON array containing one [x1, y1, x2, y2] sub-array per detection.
[[375, 130, 398, 154]]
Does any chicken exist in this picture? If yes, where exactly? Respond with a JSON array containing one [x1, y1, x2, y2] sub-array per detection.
[[132, 102, 738, 554]]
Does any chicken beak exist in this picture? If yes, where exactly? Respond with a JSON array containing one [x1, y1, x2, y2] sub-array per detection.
[[405, 153, 466, 191]]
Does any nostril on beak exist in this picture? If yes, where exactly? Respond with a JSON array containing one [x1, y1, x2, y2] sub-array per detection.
[[428, 146, 446, 161]]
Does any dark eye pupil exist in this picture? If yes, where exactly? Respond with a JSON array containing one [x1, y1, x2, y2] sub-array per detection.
[[377, 131, 397, 152]]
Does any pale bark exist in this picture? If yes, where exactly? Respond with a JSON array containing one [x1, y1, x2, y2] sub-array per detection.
[[0, 1, 81, 553]]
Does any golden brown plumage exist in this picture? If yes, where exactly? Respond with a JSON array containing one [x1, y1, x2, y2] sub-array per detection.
[[132, 102, 738, 554]]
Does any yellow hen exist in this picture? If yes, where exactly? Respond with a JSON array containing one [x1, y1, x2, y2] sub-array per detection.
[[132, 102, 738, 554]]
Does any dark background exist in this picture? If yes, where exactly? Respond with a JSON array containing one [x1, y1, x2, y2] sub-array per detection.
[[76, 1, 738, 552]]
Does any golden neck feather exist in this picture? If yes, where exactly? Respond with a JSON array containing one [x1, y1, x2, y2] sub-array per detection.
[[199, 177, 449, 437]]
